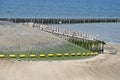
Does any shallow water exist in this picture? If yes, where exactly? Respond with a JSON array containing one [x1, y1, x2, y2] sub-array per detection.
[[53, 23, 120, 43], [0, 0, 120, 18]]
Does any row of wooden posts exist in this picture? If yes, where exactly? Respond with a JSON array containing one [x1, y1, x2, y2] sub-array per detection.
[[0, 18, 120, 24], [0, 18, 106, 53], [33, 23, 105, 53]]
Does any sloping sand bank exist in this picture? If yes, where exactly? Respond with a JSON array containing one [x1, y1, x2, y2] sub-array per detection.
[[0, 21, 90, 53], [0, 43, 120, 80], [0, 21, 68, 52]]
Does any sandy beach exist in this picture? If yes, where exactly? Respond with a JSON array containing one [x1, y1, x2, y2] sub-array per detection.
[[0, 22, 120, 80], [0, 0, 120, 79]]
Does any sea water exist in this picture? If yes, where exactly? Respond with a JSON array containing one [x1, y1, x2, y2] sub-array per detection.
[[0, 0, 120, 18]]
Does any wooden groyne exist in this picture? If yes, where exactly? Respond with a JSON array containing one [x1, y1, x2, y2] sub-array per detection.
[[0, 18, 107, 53], [0, 18, 120, 24], [33, 24, 105, 53]]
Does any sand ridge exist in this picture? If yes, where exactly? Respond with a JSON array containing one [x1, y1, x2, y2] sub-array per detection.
[[0, 44, 120, 80]]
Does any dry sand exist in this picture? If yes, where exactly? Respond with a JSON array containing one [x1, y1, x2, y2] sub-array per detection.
[[0, 43, 120, 80], [0, 21, 68, 52]]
